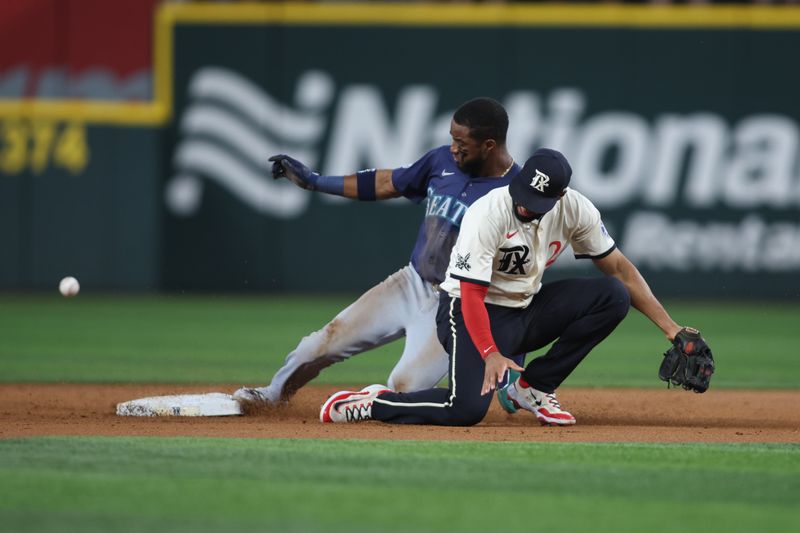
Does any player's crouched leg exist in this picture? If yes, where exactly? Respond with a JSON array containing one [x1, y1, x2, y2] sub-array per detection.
[[446, 389, 494, 426], [597, 276, 631, 327], [573, 276, 630, 346], [371, 386, 493, 426]]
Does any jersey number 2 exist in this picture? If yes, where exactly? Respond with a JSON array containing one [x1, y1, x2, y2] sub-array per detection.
[[545, 241, 563, 268]]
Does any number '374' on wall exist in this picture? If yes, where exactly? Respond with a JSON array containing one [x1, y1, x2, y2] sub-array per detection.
[[0, 120, 89, 175]]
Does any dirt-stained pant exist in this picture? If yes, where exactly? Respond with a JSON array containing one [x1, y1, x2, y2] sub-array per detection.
[[262, 265, 448, 402]]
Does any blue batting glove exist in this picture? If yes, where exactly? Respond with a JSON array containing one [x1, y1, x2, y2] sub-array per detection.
[[268, 154, 320, 190]]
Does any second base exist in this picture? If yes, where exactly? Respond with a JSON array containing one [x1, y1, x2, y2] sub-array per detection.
[[116, 392, 243, 417]]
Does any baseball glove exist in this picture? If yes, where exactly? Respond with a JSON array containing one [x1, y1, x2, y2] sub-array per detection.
[[658, 327, 714, 393]]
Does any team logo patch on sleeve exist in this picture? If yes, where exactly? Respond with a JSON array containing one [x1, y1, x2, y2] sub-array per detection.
[[455, 253, 471, 271]]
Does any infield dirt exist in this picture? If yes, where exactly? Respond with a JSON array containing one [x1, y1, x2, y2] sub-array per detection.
[[1, 384, 798, 443]]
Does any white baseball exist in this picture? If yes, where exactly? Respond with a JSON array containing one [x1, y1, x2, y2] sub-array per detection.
[[59, 276, 80, 297]]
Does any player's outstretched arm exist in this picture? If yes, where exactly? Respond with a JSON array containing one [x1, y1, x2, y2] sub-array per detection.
[[593, 248, 683, 341], [343, 169, 400, 199], [594, 249, 715, 392], [268, 154, 400, 200]]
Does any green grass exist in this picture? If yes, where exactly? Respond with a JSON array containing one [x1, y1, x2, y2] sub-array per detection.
[[0, 295, 800, 388], [0, 294, 798, 388], [0, 437, 797, 533], [2, 297, 798, 533]]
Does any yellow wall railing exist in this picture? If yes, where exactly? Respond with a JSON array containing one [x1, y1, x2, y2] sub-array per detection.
[[1, 3, 798, 127]]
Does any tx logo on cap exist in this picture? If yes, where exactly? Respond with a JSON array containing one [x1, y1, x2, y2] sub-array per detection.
[[530, 169, 550, 192]]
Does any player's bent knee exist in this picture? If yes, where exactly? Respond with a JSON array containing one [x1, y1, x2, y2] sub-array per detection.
[[454, 413, 485, 427], [448, 398, 491, 426], [602, 277, 631, 318], [449, 409, 487, 427], [387, 376, 417, 394], [388, 373, 441, 393], [387, 369, 414, 393]]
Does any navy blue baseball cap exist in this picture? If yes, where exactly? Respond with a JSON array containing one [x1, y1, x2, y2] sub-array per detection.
[[509, 148, 572, 213]]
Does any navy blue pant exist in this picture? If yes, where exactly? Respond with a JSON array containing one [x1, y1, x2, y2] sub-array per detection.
[[371, 277, 630, 426]]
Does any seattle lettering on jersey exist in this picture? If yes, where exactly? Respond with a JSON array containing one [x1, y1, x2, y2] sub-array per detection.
[[425, 186, 469, 225], [390, 146, 519, 284]]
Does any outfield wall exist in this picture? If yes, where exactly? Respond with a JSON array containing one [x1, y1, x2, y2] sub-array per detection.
[[2, 4, 799, 297]]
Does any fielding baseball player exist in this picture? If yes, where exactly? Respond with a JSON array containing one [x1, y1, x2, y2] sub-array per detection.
[[234, 98, 523, 405], [320, 148, 714, 426]]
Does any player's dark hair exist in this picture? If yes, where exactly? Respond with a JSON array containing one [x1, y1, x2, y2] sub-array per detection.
[[453, 97, 508, 144]]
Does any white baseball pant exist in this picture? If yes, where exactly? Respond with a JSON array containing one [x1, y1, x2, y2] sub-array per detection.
[[261, 264, 448, 402]]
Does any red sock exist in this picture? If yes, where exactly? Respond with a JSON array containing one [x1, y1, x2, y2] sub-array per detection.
[[518, 376, 531, 388]]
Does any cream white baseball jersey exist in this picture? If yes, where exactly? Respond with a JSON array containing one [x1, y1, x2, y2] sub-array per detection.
[[440, 186, 615, 308]]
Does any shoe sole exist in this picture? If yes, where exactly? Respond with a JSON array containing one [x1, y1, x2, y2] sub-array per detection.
[[496, 370, 521, 414], [320, 390, 362, 423], [507, 389, 576, 426], [496, 387, 518, 414], [535, 410, 576, 426]]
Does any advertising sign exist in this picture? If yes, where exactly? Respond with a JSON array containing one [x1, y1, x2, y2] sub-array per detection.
[[161, 5, 800, 297]]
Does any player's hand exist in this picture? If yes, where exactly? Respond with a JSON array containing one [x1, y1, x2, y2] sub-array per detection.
[[481, 352, 525, 396], [268, 154, 319, 190]]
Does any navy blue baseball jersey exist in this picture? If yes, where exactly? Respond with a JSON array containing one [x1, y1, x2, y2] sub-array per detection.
[[392, 146, 519, 284]]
